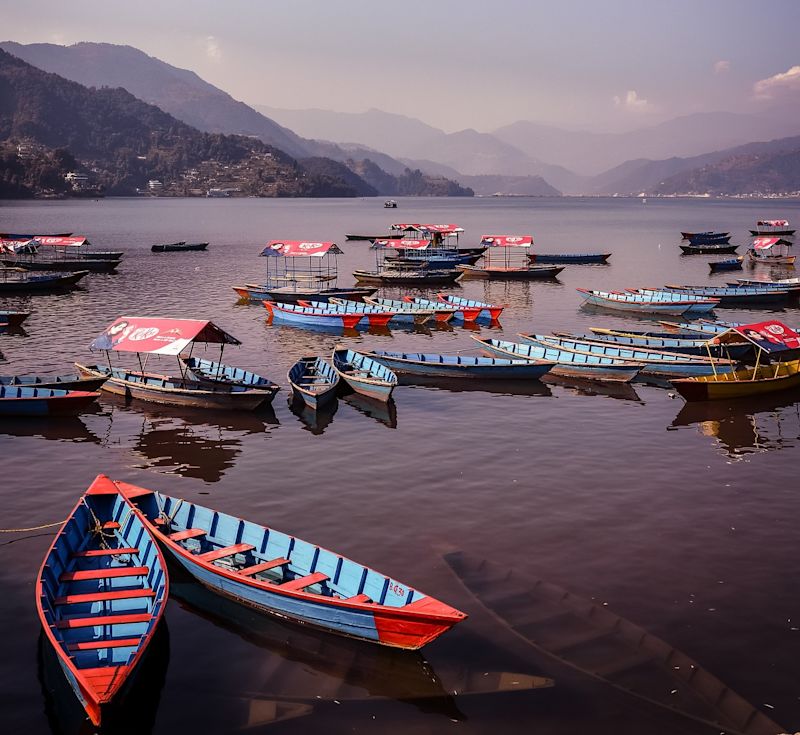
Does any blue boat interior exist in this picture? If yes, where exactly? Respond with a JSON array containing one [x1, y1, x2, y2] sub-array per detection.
[[0, 374, 81, 387], [484, 338, 639, 368], [333, 350, 398, 384], [289, 357, 338, 389], [38, 493, 166, 671], [131, 492, 423, 609], [0, 385, 72, 398], [183, 357, 278, 390], [372, 351, 526, 367], [89, 365, 253, 394]]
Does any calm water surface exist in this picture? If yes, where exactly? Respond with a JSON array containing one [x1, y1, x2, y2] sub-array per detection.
[[1, 197, 799, 735]]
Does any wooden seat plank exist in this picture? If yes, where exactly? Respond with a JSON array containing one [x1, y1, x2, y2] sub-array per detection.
[[102, 521, 120, 531], [238, 558, 290, 577], [56, 613, 152, 629], [197, 543, 255, 562], [279, 572, 329, 592], [168, 528, 206, 542], [54, 588, 154, 605], [67, 637, 141, 652], [72, 547, 139, 558], [60, 566, 149, 582], [344, 593, 372, 603]]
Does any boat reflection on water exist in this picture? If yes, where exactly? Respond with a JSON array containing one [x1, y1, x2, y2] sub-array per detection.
[[288, 395, 338, 435], [0, 414, 102, 443], [402, 377, 553, 399], [38, 624, 170, 735], [170, 579, 553, 727], [544, 374, 642, 402], [101, 397, 279, 482], [341, 393, 398, 428], [670, 393, 800, 457]]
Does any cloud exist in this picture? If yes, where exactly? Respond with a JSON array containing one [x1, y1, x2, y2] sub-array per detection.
[[754, 65, 800, 98], [205, 35, 222, 62], [713, 60, 730, 74], [612, 90, 649, 111]]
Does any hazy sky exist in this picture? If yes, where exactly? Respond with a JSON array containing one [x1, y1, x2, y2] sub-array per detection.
[[3, 0, 800, 132]]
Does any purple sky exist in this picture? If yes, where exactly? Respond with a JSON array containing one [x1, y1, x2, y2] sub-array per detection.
[[4, 0, 800, 131]]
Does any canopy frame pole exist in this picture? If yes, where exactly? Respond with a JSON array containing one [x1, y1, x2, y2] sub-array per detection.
[[135, 351, 144, 375], [218, 344, 225, 379], [706, 341, 718, 378], [752, 346, 762, 382]]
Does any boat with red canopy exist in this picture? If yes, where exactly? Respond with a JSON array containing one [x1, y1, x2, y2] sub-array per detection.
[[747, 237, 795, 266], [75, 317, 272, 410], [671, 320, 800, 401], [233, 240, 376, 303], [749, 220, 796, 236], [458, 236, 564, 279], [1, 236, 122, 271], [33, 236, 123, 261]]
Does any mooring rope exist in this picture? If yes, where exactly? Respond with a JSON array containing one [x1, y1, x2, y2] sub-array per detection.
[[0, 520, 65, 533]]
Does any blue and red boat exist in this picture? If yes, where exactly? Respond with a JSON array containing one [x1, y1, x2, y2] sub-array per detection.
[[332, 347, 398, 402], [436, 294, 505, 321], [36, 475, 168, 727], [0, 385, 100, 415], [118, 479, 466, 649], [263, 301, 395, 329]]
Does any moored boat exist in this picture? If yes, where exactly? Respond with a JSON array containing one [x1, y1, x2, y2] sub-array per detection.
[[577, 288, 710, 315], [686, 233, 731, 245], [437, 294, 505, 320], [0, 310, 31, 326], [36, 474, 168, 726], [287, 356, 340, 410], [747, 237, 795, 266], [352, 267, 464, 286], [332, 347, 398, 402], [264, 300, 394, 328], [625, 288, 719, 313], [709, 257, 743, 273], [749, 220, 795, 236], [0, 385, 100, 416], [0, 270, 89, 293], [181, 357, 280, 404], [364, 296, 457, 322], [679, 243, 739, 254], [365, 350, 555, 380], [119, 480, 465, 648], [473, 336, 642, 382], [529, 252, 611, 264], [519, 334, 738, 377], [0, 373, 108, 391], [151, 241, 208, 252], [734, 276, 800, 292], [554, 331, 751, 359], [233, 283, 377, 303], [457, 264, 564, 279], [681, 231, 729, 240], [662, 284, 790, 306], [0, 255, 118, 273]]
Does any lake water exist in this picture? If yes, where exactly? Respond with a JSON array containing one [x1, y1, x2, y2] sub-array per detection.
[[1, 196, 798, 735]]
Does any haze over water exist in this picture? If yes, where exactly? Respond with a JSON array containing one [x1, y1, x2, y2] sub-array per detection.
[[1, 196, 799, 734]]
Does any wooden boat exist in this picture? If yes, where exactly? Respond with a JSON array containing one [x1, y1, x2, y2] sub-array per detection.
[[709, 256, 743, 272], [181, 357, 280, 404], [0, 373, 108, 391], [747, 238, 795, 266], [364, 296, 457, 322], [79, 317, 271, 410], [75, 365, 270, 410], [264, 300, 394, 328], [473, 337, 643, 382], [119, 479, 466, 649], [672, 359, 800, 401], [662, 284, 790, 306], [332, 347, 398, 402], [151, 241, 208, 252], [657, 320, 736, 335], [681, 230, 729, 240], [444, 550, 787, 735], [625, 289, 719, 313], [287, 356, 339, 410], [529, 252, 611, 264], [591, 325, 729, 340], [364, 350, 555, 380], [0, 270, 89, 293], [577, 289, 709, 315], [0, 256, 118, 273], [734, 276, 800, 294], [344, 233, 404, 241], [0, 310, 31, 326], [36, 474, 168, 727], [749, 219, 795, 236], [554, 331, 751, 359], [679, 243, 738, 254], [352, 267, 464, 286], [384, 199, 398, 208], [0, 385, 100, 415], [233, 283, 377, 303], [686, 233, 731, 245], [456, 263, 564, 279], [437, 294, 505, 320], [519, 334, 738, 377], [79, 251, 124, 261]]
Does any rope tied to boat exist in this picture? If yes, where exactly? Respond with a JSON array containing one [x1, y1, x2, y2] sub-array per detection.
[[0, 520, 65, 533]]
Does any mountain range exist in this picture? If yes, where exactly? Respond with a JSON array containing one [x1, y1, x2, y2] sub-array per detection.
[[2, 40, 800, 197]]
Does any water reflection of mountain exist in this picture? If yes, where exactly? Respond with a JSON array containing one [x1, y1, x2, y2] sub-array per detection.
[[109, 401, 278, 482], [38, 624, 170, 735], [342, 393, 398, 428], [671, 394, 800, 457]]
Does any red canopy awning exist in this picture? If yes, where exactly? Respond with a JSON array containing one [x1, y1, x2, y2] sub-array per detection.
[[713, 320, 800, 353], [259, 240, 342, 257], [418, 224, 463, 234], [480, 235, 534, 248], [90, 317, 241, 355], [390, 223, 422, 231], [757, 220, 789, 227], [753, 237, 782, 250], [34, 236, 89, 247], [372, 238, 430, 250]]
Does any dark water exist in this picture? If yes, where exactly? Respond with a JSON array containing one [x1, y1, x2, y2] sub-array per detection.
[[1, 197, 799, 735]]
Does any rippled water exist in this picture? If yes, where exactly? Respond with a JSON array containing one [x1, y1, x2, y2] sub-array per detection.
[[1, 196, 799, 734]]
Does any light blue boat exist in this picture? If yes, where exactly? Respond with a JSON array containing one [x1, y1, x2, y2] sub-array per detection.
[[181, 357, 280, 404], [287, 356, 339, 410], [625, 289, 719, 313], [472, 336, 643, 383], [122, 481, 466, 649], [556, 331, 752, 359], [577, 289, 712, 315], [520, 334, 738, 377], [332, 347, 398, 402], [436, 294, 505, 320], [363, 297, 456, 323], [365, 350, 554, 380]]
